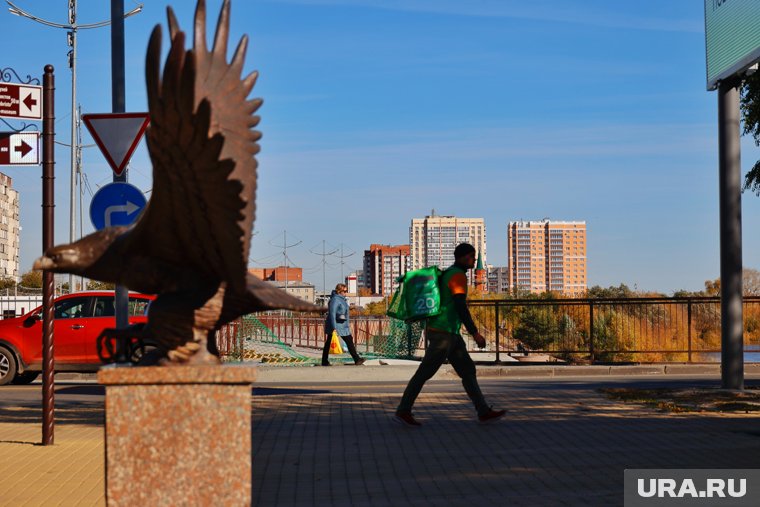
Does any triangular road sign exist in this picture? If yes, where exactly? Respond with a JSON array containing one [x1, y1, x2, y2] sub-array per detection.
[[82, 113, 150, 176]]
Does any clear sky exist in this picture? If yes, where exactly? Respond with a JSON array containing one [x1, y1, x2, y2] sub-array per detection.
[[1, 0, 759, 294]]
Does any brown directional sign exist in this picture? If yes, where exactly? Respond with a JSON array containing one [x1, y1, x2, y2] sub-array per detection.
[[0, 132, 40, 165], [0, 82, 42, 120]]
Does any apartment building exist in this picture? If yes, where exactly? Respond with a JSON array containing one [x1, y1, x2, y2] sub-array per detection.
[[345, 270, 364, 294], [507, 219, 586, 296], [487, 266, 509, 293], [0, 173, 19, 280], [409, 213, 486, 277], [268, 280, 316, 304], [363, 244, 410, 296]]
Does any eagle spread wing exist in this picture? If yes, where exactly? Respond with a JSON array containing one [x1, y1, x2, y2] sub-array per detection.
[[127, 0, 257, 293]]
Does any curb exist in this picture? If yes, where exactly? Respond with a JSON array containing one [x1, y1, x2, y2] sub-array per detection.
[[252, 363, 758, 383]]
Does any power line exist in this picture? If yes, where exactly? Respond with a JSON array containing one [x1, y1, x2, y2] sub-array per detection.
[[270, 231, 302, 290], [309, 240, 339, 295], [335, 243, 355, 282]]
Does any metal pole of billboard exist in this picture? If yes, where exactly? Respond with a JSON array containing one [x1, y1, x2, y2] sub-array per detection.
[[111, 0, 129, 332], [42, 65, 56, 445], [718, 77, 744, 391]]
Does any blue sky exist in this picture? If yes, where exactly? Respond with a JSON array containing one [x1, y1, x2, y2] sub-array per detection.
[[1, 0, 759, 294]]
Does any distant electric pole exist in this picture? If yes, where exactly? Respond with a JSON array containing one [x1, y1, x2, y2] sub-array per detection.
[[310, 240, 338, 297], [336, 243, 355, 285], [270, 231, 301, 293]]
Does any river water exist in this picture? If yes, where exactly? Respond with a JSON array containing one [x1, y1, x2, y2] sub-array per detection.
[[696, 344, 760, 362]]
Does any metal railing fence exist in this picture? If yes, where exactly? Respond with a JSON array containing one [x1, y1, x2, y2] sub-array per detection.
[[218, 297, 760, 363], [467, 296, 760, 362]]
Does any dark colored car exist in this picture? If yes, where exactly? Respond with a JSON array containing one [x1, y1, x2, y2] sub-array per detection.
[[0, 291, 155, 385]]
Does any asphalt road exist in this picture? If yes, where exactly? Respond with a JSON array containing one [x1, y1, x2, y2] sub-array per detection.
[[3, 373, 760, 409]]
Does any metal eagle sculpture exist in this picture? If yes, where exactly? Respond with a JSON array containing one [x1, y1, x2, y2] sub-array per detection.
[[33, 0, 318, 364]]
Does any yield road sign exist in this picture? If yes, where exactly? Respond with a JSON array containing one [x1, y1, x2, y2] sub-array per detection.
[[89, 182, 147, 231], [82, 113, 150, 176], [0, 132, 40, 165], [0, 83, 42, 120]]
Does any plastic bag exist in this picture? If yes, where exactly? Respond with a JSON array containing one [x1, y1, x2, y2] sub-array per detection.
[[329, 331, 344, 354], [386, 266, 442, 322]]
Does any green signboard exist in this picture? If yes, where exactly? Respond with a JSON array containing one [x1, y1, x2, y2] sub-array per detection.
[[705, 0, 760, 90]]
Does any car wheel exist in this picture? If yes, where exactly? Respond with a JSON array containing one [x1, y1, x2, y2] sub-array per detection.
[[0, 347, 17, 386], [12, 371, 39, 385]]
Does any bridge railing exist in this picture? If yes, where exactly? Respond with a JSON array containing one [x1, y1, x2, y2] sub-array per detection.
[[219, 297, 760, 363]]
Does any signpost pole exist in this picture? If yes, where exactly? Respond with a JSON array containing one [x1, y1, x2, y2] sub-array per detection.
[[41, 65, 55, 445], [718, 78, 744, 391]]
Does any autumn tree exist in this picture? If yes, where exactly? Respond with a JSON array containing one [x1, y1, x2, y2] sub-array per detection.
[[87, 280, 116, 290], [363, 298, 389, 316], [702, 268, 760, 296], [704, 278, 720, 296], [586, 283, 634, 299], [19, 270, 42, 288], [740, 73, 760, 194]]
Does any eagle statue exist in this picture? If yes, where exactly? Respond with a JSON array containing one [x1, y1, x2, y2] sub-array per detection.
[[33, 0, 319, 364]]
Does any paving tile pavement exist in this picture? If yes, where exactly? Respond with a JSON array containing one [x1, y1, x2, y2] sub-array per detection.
[[2, 382, 760, 506], [0, 422, 104, 506], [251, 386, 760, 506]]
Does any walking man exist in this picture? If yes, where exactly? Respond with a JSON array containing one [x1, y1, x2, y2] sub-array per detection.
[[394, 243, 506, 426]]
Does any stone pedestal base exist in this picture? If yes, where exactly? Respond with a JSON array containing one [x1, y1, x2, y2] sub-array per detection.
[[98, 365, 257, 506]]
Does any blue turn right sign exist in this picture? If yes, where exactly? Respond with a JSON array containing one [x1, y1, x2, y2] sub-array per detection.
[[89, 182, 147, 231]]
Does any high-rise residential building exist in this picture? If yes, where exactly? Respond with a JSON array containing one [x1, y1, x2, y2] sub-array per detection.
[[507, 219, 587, 296], [409, 212, 486, 280], [487, 265, 509, 293], [0, 173, 19, 280], [363, 244, 410, 296]]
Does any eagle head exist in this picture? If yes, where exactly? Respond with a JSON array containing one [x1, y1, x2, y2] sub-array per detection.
[[33, 226, 130, 276]]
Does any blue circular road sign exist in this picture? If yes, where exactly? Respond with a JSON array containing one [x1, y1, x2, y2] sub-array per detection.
[[89, 182, 147, 231]]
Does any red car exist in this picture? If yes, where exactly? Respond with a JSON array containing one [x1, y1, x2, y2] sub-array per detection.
[[0, 291, 155, 385]]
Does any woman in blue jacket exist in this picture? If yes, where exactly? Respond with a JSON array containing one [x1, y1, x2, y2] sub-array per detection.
[[322, 283, 366, 366]]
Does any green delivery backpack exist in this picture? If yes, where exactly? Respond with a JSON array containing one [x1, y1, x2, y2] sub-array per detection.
[[386, 266, 442, 322]]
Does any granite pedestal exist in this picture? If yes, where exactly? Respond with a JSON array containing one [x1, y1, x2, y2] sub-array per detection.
[[98, 364, 257, 506]]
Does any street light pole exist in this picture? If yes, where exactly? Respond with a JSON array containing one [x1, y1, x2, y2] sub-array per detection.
[[68, 1, 77, 292]]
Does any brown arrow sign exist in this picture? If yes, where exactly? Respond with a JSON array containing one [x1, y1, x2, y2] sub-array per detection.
[[14, 139, 32, 158], [0, 82, 42, 120], [0, 132, 40, 165]]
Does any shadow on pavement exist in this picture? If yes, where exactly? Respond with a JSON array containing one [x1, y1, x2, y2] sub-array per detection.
[[253, 387, 333, 396], [0, 403, 103, 426], [56, 385, 105, 396]]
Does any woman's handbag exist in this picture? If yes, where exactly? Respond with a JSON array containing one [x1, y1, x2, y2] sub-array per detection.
[[329, 331, 344, 354]]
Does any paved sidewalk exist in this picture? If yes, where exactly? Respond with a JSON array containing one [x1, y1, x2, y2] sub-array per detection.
[[2, 366, 760, 506]]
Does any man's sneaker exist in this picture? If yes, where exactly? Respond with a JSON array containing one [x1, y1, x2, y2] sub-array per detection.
[[393, 411, 422, 427], [478, 408, 506, 424], [355, 358, 366, 366]]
